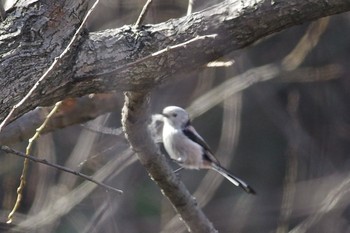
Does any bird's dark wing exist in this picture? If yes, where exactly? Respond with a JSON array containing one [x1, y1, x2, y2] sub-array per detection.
[[183, 122, 220, 165], [182, 124, 213, 154]]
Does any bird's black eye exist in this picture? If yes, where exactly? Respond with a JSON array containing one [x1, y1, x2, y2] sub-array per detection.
[[172, 113, 177, 117]]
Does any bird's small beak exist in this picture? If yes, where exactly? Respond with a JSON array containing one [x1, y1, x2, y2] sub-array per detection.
[[161, 113, 169, 118]]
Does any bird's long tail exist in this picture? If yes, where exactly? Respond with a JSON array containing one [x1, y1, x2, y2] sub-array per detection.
[[211, 163, 256, 194]]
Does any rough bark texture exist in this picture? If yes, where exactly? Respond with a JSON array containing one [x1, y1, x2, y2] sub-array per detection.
[[1, 0, 350, 124], [0, 0, 89, 122]]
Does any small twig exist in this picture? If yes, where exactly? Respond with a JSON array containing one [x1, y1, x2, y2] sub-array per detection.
[[187, 0, 195, 15], [153, 34, 216, 56], [0, 145, 123, 194], [134, 0, 153, 28], [207, 60, 234, 67], [0, 1, 6, 21], [0, 0, 101, 132]]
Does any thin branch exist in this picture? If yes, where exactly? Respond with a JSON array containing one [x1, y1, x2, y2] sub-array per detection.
[[7, 101, 63, 224], [206, 60, 234, 67], [0, 145, 123, 194], [12, 149, 134, 232], [0, 0, 101, 132], [134, 0, 153, 28], [0, 1, 6, 21], [187, 0, 195, 15]]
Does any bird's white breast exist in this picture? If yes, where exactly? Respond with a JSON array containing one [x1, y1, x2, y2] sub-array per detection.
[[162, 123, 204, 169]]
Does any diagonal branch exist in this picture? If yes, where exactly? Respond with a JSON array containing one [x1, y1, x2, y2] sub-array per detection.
[[134, 0, 153, 28], [121, 91, 217, 233]]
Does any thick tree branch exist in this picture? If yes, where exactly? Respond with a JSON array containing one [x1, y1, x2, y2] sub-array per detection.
[[121, 91, 217, 233], [0, 0, 350, 125], [0, 0, 100, 132], [0, 0, 89, 123]]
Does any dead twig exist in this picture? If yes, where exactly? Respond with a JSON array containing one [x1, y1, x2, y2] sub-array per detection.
[[134, 0, 153, 28], [0, 145, 123, 194], [7, 101, 63, 223], [0, 1, 6, 21], [187, 0, 195, 15]]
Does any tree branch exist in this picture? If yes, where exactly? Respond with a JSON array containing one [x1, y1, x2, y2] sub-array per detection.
[[1, 0, 350, 124], [0, 0, 100, 131], [0, 145, 123, 194], [121, 91, 217, 233]]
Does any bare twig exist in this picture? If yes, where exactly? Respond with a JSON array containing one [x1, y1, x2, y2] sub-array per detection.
[[0, 0, 6, 21], [0, 145, 123, 194], [0, 0, 101, 132], [7, 101, 63, 223], [206, 60, 234, 67], [12, 149, 134, 232], [187, 0, 195, 15], [122, 91, 217, 233], [134, 0, 153, 28]]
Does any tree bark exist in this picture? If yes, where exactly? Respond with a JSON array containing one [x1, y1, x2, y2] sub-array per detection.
[[1, 0, 350, 124]]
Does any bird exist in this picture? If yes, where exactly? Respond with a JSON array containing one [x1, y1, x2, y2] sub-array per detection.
[[161, 106, 255, 194]]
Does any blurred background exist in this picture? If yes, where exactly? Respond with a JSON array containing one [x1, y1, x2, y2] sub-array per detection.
[[1, 0, 350, 232]]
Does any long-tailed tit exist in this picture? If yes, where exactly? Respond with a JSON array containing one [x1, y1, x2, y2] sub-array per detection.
[[161, 106, 255, 194]]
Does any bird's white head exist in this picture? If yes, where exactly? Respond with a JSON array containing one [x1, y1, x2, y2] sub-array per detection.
[[162, 106, 190, 129]]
